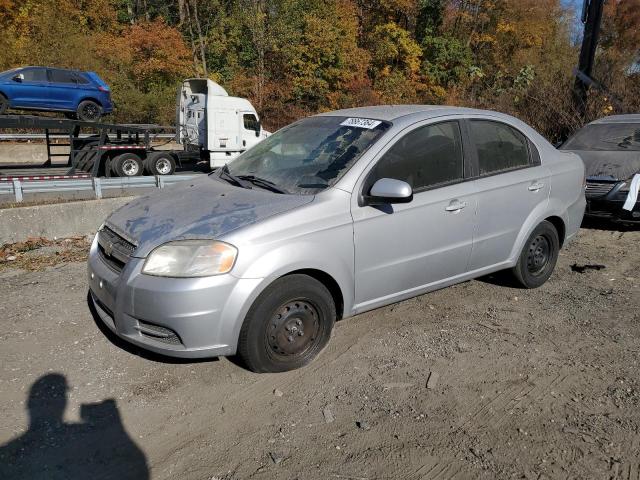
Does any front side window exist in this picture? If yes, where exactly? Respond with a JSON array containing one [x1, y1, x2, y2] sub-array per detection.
[[21, 68, 47, 82], [243, 114, 260, 132], [368, 121, 464, 191], [469, 120, 530, 175], [226, 116, 390, 194], [49, 69, 76, 84]]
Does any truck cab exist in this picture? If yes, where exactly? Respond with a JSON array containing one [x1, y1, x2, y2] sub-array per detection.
[[176, 78, 269, 168]]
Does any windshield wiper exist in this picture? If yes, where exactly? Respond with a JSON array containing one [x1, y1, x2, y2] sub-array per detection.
[[237, 175, 289, 194], [218, 164, 252, 189]]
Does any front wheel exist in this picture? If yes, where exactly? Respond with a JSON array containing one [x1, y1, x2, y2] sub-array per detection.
[[237, 274, 336, 373], [0, 94, 9, 115], [511, 220, 560, 288]]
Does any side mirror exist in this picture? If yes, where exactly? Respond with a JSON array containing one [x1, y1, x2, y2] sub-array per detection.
[[12, 74, 23, 83], [364, 178, 413, 205], [255, 126, 260, 138]]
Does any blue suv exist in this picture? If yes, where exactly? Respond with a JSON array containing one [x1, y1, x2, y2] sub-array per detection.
[[0, 66, 113, 122]]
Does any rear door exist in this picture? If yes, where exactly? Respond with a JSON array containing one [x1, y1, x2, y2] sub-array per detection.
[[10, 68, 49, 107], [352, 119, 477, 311], [466, 119, 550, 271], [46, 69, 79, 110]]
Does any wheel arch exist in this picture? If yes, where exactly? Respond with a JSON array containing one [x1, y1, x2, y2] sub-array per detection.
[[77, 97, 103, 108], [544, 215, 566, 248], [281, 268, 345, 320]]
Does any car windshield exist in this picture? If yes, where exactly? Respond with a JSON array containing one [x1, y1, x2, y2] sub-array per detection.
[[562, 123, 640, 152], [223, 116, 390, 194]]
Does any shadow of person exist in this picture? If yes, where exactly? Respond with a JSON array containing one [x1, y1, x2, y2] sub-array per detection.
[[0, 374, 149, 480]]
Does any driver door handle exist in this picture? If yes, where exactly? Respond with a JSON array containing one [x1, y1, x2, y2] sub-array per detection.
[[445, 200, 467, 212], [528, 182, 545, 192]]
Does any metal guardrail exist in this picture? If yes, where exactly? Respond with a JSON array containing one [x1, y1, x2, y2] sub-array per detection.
[[0, 175, 197, 202], [0, 133, 175, 141]]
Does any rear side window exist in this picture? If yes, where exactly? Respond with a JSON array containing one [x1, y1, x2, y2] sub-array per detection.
[[74, 73, 90, 85], [21, 68, 47, 82], [469, 120, 530, 175], [49, 69, 77, 84], [369, 121, 464, 191]]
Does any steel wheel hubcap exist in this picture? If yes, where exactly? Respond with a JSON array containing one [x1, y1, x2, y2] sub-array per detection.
[[122, 159, 139, 176], [156, 158, 171, 175], [527, 234, 550, 275], [267, 300, 320, 356]]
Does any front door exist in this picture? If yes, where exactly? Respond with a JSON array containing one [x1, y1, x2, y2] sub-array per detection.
[[10, 68, 49, 108], [352, 120, 477, 312]]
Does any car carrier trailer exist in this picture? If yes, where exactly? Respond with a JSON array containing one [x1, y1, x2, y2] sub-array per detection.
[[0, 79, 269, 179], [0, 114, 196, 178]]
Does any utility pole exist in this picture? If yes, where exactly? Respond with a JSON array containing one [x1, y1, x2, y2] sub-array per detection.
[[573, 0, 606, 116]]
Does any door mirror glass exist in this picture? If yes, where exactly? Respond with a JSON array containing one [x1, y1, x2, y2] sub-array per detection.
[[12, 73, 23, 82], [366, 178, 413, 205]]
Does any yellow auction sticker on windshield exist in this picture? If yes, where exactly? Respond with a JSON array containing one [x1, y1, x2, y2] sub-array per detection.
[[340, 117, 382, 129]]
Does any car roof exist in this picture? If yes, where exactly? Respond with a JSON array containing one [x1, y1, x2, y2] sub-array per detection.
[[589, 114, 640, 124], [316, 105, 493, 122]]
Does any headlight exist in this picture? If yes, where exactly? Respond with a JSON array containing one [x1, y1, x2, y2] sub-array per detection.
[[142, 240, 237, 277]]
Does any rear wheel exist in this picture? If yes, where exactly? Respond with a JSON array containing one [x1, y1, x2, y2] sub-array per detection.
[[145, 151, 176, 176], [237, 275, 336, 373], [76, 100, 102, 122], [0, 94, 8, 115], [511, 220, 560, 288], [112, 153, 143, 177]]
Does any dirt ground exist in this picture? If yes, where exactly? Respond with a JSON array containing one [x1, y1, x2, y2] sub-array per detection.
[[1, 223, 639, 480]]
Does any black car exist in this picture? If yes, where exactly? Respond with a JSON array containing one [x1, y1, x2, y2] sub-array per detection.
[[561, 114, 640, 223]]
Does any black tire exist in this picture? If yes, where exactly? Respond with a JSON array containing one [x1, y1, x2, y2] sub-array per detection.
[[237, 274, 336, 373], [75, 141, 99, 172], [511, 220, 560, 288], [145, 151, 176, 176], [76, 100, 102, 122], [0, 94, 8, 115], [112, 153, 143, 177]]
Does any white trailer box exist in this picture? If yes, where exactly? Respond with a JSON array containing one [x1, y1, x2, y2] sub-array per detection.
[[176, 78, 269, 168]]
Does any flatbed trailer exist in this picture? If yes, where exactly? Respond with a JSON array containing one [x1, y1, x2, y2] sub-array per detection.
[[0, 115, 200, 178]]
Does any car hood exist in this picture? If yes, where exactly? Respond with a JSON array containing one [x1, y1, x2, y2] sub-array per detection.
[[105, 176, 313, 257], [570, 150, 640, 181]]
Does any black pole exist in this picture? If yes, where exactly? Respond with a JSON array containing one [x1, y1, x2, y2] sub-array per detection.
[[573, 0, 605, 115]]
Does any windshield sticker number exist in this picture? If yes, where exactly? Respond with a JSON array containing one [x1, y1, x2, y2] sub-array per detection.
[[340, 117, 382, 129]]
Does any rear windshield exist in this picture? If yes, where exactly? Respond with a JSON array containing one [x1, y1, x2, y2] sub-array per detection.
[[562, 123, 640, 151], [227, 116, 390, 194]]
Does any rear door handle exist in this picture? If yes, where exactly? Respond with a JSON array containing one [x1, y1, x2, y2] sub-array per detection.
[[528, 182, 545, 192], [445, 200, 467, 212]]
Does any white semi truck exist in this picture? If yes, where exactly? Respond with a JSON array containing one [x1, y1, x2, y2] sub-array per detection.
[[0, 78, 269, 178], [177, 78, 270, 168]]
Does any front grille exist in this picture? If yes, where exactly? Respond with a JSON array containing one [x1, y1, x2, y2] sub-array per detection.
[[97, 226, 136, 272], [136, 320, 183, 346], [585, 181, 615, 198]]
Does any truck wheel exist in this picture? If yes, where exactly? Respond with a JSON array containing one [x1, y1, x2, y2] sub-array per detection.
[[0, 94, 8, 115], [145, 152, 176, 176], [112, 153, 143, 177], [76, 100, 102, 122], [237, 274, 336, 373], [511, 220, 560, 289]]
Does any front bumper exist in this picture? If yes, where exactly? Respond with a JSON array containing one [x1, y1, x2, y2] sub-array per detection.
[[585, 180, 640, 223], [87, 239, 262, 358]]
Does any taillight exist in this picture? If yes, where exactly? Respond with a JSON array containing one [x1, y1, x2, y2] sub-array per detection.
[[98, 86, 109, 93]]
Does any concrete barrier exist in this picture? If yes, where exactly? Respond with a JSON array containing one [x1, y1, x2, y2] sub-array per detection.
[[0, 196, 137, 244]]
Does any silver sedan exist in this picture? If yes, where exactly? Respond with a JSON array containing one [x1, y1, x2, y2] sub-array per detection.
[[88, 106, 586, 372]]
